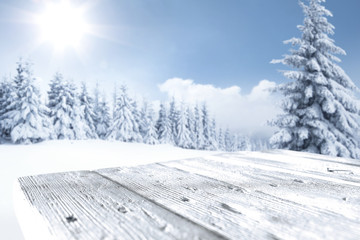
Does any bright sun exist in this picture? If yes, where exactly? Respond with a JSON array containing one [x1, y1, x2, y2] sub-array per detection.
[[36, 1, 90, 50]]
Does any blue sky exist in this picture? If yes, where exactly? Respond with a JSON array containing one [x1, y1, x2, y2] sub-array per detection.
[[0, 0, 358, 97], [0, 0, 359, 135]]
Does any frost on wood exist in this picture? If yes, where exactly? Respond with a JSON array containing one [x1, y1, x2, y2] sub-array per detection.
[[16, 150, 360, 240], [270, 0, 360, 159]]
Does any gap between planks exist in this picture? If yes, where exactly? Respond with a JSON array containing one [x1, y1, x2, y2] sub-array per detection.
[[16, 170, 227, 240], [97, 158, 360, 240], [92, 171, 229, 240]]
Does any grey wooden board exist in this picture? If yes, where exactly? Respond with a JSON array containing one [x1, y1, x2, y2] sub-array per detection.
[[98, 162, 360, 240], [162, 156, 360, 216], [16, 151, 360, 240], [231, 151, 360, 184], [17, 171, 225, 240], [160, 156, 360, 239]]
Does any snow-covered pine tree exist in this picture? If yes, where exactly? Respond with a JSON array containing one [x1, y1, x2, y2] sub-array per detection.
[[209, 118, 218, 150], [93, 82, 100, 110], [108, 85, 142, 142], [47, 72, 61, 112], [96, 93, 111, 139], [168, 98, 178, 144], [236, 135, 252, 151], [142, 102, 158, 145], [131, 99, 143, 143], [201, 104, 217, 150], [185, 106, 196, 149], [93, 82, 101, 137], [194, 104, 205, 149], [244, 137, 252, 151], [155, 102, 173, 144], [0, 77, 16, 140], [3, 60, 51, 144], [201, 103, 211, 149], [252, 138, 270, 151], [48, 73, 87, 140], [224, 128, 234, 152], [139, 100, 149, 138], [0, 80, 5, 140], [79, 82, 97, 139], [232, 133, 241, 151], [270, 0, 360, 158], [176, 102, 192, 148], [112, 84, 117, 120], [217, 128, 225, 151]]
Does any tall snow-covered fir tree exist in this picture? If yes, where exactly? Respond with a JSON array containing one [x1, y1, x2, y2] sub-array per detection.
[[224, 128, 234, 152], [169, 98, 179, 143], [201, 104, 217, 150], [79, 82, 97, 139], [185, 106, 196, 149], [96, 94, 111, 139], [209, 118, 218, 150], [155, 102, 173, 144], [93, 82, 101, 137], [48, 73, 87, 140], [217, 128, 225, 151], [270, 0, 360, 159], [176, 102, 193, 149], [139, 100, 149, 138], [141, 101, 158, 145], [2, 60, 51, 143], [130, 99, 143, 142], [201, 103, 211, 148], [108, 85, 142, 142], [236, 135, 252, 151], [194, 104, 205, 149], [112, 84, 117, 120], [0, 77, 16, 140]]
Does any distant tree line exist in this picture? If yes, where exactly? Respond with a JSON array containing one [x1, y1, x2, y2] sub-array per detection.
[[0, 60, 268, 151]]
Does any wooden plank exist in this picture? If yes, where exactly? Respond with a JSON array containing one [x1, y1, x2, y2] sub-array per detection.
[[97, 162, 360, 240], [97, 165, 268, 239], [270, 149, 360, 167], [162, 156, 360, 222], [16, 170, 226, 240], [228, 151, 360, 184]]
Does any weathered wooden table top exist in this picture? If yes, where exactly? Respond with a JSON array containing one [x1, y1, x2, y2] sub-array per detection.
[[15, 150, 360, 240]]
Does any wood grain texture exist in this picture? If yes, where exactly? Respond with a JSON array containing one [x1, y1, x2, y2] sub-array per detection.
[[232, 151, 360, 184], [162, 155, 360, 212], [17, 170, 225, 240], [16, 151, 360, 240], [97, 165, 268, 240], [98, 161, 360, 240]]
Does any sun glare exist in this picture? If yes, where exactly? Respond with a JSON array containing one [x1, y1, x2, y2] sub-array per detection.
[[36, 1, 90, 51]]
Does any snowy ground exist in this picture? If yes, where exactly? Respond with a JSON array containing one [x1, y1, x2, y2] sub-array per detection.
[[0, 140, 218, 240]]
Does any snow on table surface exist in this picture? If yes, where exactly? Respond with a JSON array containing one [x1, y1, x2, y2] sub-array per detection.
[[15, 150, 360, 240]]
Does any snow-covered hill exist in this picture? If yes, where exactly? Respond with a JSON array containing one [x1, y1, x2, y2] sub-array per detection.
[[0, 140, 219, 240]]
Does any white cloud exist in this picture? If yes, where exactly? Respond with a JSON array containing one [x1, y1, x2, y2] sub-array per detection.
[[158, 78, 280, 139]]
